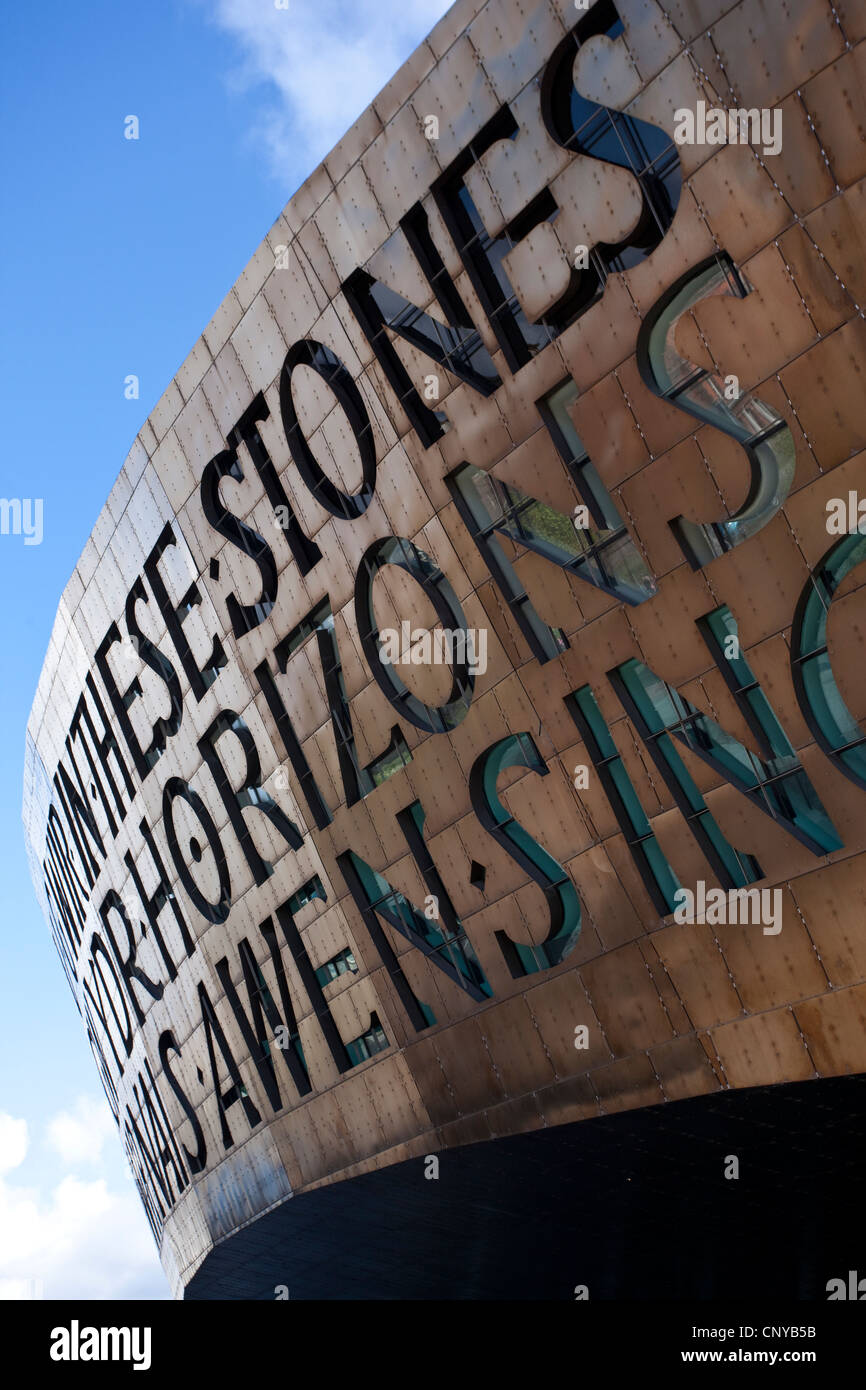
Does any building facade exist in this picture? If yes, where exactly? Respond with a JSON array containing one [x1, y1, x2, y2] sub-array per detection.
[[23, 0, 866, 1299]]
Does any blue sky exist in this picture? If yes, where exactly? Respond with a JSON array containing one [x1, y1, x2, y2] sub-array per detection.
[[0, 0, 453, 1300]]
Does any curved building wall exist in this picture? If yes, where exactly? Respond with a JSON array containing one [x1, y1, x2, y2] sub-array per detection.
[[23, 0, 866, 1298]]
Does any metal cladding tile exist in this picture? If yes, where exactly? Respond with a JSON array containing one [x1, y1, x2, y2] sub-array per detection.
[[148, 377, 184, 445], [430, 1013, 508, 1113], [836, 0, 866, 41], [651, 921, 745, 1030], [426, 0, 489, 61], [629, 563, 718, 681], [484, 1090, 547, 1137], [628, 52, 711, 177], [562, 735, 631, 842], [469, 0, 566, 105], [294, 218, 342, 305], [556, 274, 644, 392], [200, 342, 255, 437], [573, 12, 645, 107], [524, 966, 605, 1074], [409, 34, 502, 168], [230, 296, 290, 400], [265, 216, 321, 305], [276, 1103, 332, 1187], [804, 181, 866, 316], [323, 103, 384, 189], [549, 157, 644, 262], [435, 1111, 495, 1148], [514, 546, 594, 632], [492, 354, 567, 450], [172, 384, 224, 482], [534, 1069, 600, 1125], [373, 40, 438, 128], [364, 222, 439, 311], [505, 753, 595, 860], [791, 855, 866, 987], [783, 461, 866, 569], [638, 939, 693, 1031], [618, 0, 685, 82], [413, 512, 474, 602], [701, 778, 819, 886], [687, 244, 819, 389], [712, 0, 845, 109], [361, 103, 443, 231], [202, 286, 244, 360], [454, 809, 537, 906], [764, 92, 837, 218], [689, 143, 792, 264], [330, 307, 379, 385], [364, 1051, 432, 1139], [495, 669, 560, 753], [614, 355, 693, 457], [622, 439, 723, 576], [660, 0, 738, 43], [281, 164, 335, 239], [709, 1006, 815, 1088], [488, 424, 565, 501], [404, 735, 474, 837], [706, 516, 811, 645], [647, 1033, 722, 1100], [623, 189, 720, 318], [411, 954, 482, 1032], [805, 46, 866, 191], [502, 222, 575, 324], [567, 841, 646, 950], [469, 83, 572, 229], [747, 379, 825, 495], [590, 1053, 665, 1111], [474, 995, 558, 1098], [404, 1035, 463, 1127], [719, 904, 829, 1014], [234, 239, 280, 316], [467, 577, 530, 671], [608, 811, 678, 905], [744, 632, 815, 751], [687, 31, 737, 104], [175, 336, 214, 407], [438, 382, 515, 471], [795, 983, 866, 1075], [260, 249, 323, 351], [779, 319, 866, 471], [572, 373, 648, 485]]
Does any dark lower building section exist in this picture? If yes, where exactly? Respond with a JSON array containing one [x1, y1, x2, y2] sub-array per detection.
[[186, 1075, 866, 1300]]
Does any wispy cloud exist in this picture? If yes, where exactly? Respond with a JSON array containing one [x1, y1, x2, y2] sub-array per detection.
[[195, 0, 455, 179], [0, 1107, 167, 1301], [46, 1095, 118, 1167]]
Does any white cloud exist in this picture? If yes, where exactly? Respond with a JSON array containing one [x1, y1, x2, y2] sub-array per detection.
[[0, 1109, 167, 1301], [0, 1113, 28, 1174], [197, 0, 455, 178], [46, 1094, 117, 1167]]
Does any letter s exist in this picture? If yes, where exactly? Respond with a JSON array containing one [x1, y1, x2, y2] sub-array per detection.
[[469, 732, 581, 976]]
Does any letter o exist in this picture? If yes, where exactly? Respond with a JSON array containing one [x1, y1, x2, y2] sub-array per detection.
[[791, 534, 866, 790], [279, 339, 376, 519], [163, 777, 231, 923], [354, 536, 475, 733]]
